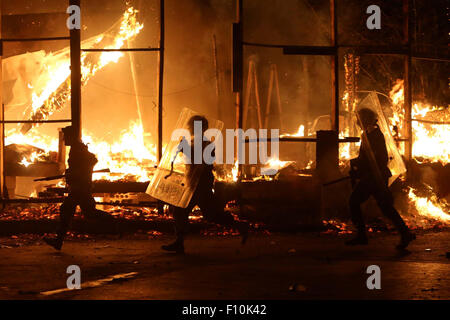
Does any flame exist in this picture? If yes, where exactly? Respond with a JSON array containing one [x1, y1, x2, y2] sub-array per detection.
[[24, 7, 144, 130], [81, 7, 144, 82], [410, 103, 449, 164], [6, 121, 157, 182], [408, 187, 450, 224], [260, 157, 293, 178], [83, 121, 157, 182], [231, 161, 238, 182], [5, 128, 58, 153], [263, 157, 292, 170], [3, 7, 155, 182], [281, 125, 304, 138], [19, 158, 32, 167], [389, 79, 449, 164], [389, 79, 404, 107], [19, 151, 46, 167], [339, 131, 350, 162], [387, 80, 449, 224]]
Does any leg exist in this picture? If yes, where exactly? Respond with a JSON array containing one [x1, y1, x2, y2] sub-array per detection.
[[79, 194, 111, 220], [78, 194, 96, 216], [373, 188, 415, 249], [349, 181, 372, 234], [161, 201, 195, 254], [197, 188, 248, 244], [57, 196, 77, 241], [44, 196, 77, 250], [173, 203, 194, 242], [346, 180, 372, 245]]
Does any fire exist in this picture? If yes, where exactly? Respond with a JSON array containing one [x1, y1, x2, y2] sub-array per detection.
[[263, 157, 292, 170], [19, 158, 32, 168], [408, 187, 450, 224], [5, 128, 59, 153], [389, 79, 449, 164], [6, 121, 157, 182], [387, 79, 449, 224], [281, 125, 304, 138], [231, 161, 239, 182], [3, 7, 155, 182], [19, 151, 46, 168], [410, 103, 449, 164], [23, 7, 144, 132], [389, 79, 404, 107], [83, 122, 157, 182], [338, 131, 351, 163], [81, 7, 144, 82]]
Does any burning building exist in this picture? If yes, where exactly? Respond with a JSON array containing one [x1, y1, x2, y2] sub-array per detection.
[[0, 0, 448, 231]]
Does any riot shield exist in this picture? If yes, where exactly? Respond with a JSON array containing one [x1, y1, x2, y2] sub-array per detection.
[[355, 92, 406, 186], [146, 108, 224, 208]]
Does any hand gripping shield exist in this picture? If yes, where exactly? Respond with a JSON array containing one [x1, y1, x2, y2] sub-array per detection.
[[146, 108, 224, 208], [355, 92, 406, 186]]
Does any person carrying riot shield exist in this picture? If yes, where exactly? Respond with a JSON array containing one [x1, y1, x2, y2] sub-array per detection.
[[44, 126, 110, 250], [346, 107, 415, 250], [147, 109, 248, 254]]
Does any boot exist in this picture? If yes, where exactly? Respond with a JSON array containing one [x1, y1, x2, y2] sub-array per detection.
[[345, 232, 368, 246], [43, 236, 63, 251], [161, 239, 184, 254], [396, 231, 416, 250]]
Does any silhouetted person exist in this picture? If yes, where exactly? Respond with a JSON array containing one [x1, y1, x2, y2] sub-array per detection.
[[346, 108, 415, 250], [44, 126, 108, 250], [162, 115, 248, 254]]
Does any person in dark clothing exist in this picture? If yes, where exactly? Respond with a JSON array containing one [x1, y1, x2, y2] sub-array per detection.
[[346, 108, 415, 250], [161, 115, 248, 254], [44, 126, 108, 250]]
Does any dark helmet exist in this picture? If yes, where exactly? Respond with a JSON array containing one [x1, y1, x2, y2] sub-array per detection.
[[187, 115, 209, 134], [357, 108, 378, 127]]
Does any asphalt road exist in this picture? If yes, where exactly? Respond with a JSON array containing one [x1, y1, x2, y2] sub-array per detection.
[[0, 231, 448, 300]]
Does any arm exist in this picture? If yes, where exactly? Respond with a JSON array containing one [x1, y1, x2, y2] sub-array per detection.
[[164, 137, 187, 179]]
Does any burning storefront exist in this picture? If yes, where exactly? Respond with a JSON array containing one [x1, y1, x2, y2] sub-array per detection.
[[0, 0, 448, 234]]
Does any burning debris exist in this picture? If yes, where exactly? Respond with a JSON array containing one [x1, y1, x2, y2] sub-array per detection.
[[20, 7, 144, 134], [407, 186, 449, 226]]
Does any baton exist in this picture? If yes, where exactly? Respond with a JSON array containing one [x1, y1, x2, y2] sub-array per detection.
[[322, 175, 351, 187], [34, 168, 110, 182]]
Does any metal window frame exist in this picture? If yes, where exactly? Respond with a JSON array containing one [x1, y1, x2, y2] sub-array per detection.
[[233, 0, 449, 175], [0, 0, 166, 202]]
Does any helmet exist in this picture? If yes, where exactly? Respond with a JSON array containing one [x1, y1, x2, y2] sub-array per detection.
[[187, 115, 209, 135], [357, 108, 378, 128]]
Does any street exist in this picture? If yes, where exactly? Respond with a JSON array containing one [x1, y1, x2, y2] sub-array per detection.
[[0, 230, 448, 300]]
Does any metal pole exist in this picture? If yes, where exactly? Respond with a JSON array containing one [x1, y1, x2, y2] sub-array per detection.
[[69, 0, 82, 140], [236, 0, 243, 131], [403, 0, 413, 161], [233, 0, 243, 180], [157, 0, 165, 162], [127, 40, 144, 129], [330, 0, 339, 133], [156, 0, 165, 214], [212, 34, 221, 120]]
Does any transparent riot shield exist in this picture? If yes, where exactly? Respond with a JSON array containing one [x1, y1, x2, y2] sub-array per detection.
[[355, 92, 406, 186], [146, 108, 224, 208]]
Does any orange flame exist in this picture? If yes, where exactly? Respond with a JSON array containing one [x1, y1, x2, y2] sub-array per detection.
[[408, 187, 450, 224]]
